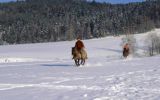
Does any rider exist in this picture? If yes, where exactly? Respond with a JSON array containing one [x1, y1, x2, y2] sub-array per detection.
[[123, 43, 129, 51], [75, 37, 85, 52]]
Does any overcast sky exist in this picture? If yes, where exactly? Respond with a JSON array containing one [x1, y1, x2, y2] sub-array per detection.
[[0, 0, 144, 4]]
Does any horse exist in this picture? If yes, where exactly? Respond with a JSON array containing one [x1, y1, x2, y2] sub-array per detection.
[[72, 47, 87, 66], [123, 48, 129, 58]]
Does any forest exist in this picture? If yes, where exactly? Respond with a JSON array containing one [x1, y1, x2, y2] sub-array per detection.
[[0, 0, 160, 44]]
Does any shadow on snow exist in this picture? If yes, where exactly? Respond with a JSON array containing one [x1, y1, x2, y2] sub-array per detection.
[[41, 63, 73, 67]]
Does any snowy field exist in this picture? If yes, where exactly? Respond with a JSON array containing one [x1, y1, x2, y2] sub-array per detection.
[[0, 29, 160, 100]]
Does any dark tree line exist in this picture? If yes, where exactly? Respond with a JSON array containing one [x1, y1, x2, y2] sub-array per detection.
[[0, 0, 160, 44]]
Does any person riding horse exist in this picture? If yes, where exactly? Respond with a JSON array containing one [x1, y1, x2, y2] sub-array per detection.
[[72, 37, 87, 66]]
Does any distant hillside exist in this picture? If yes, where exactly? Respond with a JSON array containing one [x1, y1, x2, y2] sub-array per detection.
[[0, 0, 160, 44]]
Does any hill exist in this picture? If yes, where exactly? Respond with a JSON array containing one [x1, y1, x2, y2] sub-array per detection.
[[0, 29, 160, 99]]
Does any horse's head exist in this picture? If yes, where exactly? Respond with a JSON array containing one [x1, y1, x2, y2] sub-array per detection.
[[72, 47, 80, 56], [72, 47, 75, 55]]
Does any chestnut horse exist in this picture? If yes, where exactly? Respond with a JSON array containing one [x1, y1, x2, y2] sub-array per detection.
[[123, 48, 129, 58]]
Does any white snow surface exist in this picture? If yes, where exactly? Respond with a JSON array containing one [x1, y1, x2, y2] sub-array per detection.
[[0, 29, 160, 100]]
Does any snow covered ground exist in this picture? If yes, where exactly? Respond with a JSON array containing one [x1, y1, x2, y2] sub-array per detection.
[[0, 29, 160, 100]]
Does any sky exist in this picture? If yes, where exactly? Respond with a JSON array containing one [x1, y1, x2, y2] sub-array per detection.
[[96, 0, 144, 4], [0, 0, 16, 2], [0, 0, 145, 4], [0, 0, 15, 2]]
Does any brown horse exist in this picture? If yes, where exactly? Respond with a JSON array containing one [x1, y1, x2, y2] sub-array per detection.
[[123, 48, 129, 58], [72, 47, 87, 66]]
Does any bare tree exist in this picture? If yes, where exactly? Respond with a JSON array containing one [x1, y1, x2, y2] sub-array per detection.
[[145, 32, 160, 56]]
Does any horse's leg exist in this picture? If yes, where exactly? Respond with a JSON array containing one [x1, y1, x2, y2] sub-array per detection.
[[81, 59, 85, 65], [75, 59, 80, 66], [81, 59, 83, 64], [74, 59, 77, 65], [83, 59, 85, 65], [75, 59, 78, 66], [77, 59, 81, 66]]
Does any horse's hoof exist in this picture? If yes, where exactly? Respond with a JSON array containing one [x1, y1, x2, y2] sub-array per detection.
[[76, 64, 80, 67]]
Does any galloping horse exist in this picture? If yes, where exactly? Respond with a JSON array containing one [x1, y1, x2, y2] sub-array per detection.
[[123, 48, 129, 58], [123, 43, 130, 58], [72, 47, 87, 66]]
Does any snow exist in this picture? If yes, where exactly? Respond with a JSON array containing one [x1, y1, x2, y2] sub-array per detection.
[[0, 29, 160, 100]]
